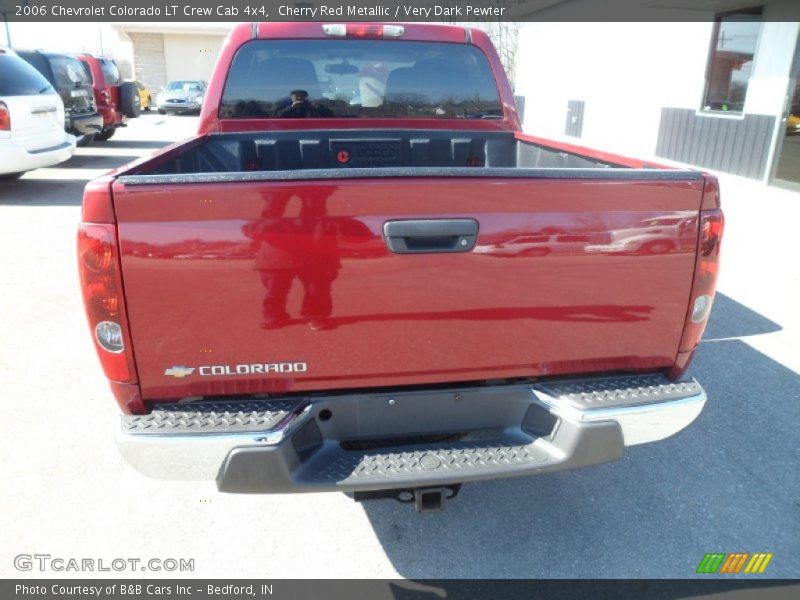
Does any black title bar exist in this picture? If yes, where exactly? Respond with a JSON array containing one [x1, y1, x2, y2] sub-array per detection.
[[2, 0, 799, 22]]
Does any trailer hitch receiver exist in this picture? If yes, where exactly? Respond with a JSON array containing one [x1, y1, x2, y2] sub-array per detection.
[[351, 484, 462, 513]]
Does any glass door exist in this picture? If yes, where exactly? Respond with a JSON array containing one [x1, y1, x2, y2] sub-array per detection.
[[773, 39, 800, 185]]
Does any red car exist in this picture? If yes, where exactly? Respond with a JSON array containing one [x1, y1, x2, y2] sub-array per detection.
[[78, 22, 723, 512], [74, 54, 139, 141]]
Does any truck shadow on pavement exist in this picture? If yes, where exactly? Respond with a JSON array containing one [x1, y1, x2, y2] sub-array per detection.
[[360, 294, 798, 578], [702, 292, 782, 339]]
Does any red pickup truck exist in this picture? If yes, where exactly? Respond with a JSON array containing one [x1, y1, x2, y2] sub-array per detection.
[[78, 22, 722, 512]]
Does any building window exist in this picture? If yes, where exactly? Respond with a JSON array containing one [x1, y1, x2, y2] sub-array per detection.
[[703, 6, 763, 113]]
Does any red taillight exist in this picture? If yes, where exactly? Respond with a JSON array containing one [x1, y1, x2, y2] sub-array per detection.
[[78, 180, 137, 390], [670, 177, 724, 378], [348, 24, 384, 38], [78, 223, 135, 382], [322, 23, 404, 38], [0, 101, 10, 131], [699, 215, 723, 258]]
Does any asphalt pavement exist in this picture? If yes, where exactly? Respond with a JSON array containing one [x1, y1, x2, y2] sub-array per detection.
[[0, 114, 797, 579]]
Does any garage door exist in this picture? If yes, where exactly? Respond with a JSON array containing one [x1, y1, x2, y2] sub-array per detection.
[[163, 34, 224, 83]]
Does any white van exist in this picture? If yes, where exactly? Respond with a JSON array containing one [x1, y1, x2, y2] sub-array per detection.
[[0, 48, 76, 179]]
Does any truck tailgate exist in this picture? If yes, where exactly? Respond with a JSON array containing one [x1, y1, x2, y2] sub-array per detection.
[[112, 176, 704, 400]]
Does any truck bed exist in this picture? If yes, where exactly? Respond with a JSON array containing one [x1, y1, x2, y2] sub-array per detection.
[[121, 129, 669, 182]]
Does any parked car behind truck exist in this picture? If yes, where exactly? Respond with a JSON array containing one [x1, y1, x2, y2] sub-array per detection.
[[79, 23, 723, 512], [17, 50, 103, 146], [131, 80, 153, 112], [75, 54, 139, 141], [157, 79, 207, 114], [0, 48, 75, 179]]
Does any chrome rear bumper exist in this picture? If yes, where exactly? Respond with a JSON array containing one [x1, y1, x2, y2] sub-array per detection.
[[116, 373, 706, 492], [531, 376, 705, 446]]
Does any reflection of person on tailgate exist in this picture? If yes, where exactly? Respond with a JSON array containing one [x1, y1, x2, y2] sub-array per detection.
[[242, 186, 341, 330]]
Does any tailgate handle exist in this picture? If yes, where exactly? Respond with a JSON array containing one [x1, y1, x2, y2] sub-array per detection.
[[383, 219, 479, 254]]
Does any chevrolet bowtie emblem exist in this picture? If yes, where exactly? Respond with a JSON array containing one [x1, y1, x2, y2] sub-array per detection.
[[164, 366, 196, 378]]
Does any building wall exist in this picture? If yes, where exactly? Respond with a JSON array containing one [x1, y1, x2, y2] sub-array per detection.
[[516, 22, 713, 158], [128, 32, 225, 100], [163, 34, 225, 83], [129, 32, 167, 94], [651, 19, 798, 179], [655, 110, 775, 179], [747, 21, 800, 116], [515, 7, 799, 180]]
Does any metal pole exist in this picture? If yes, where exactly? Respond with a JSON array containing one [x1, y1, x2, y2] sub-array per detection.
[[3, 13, 11, 47]]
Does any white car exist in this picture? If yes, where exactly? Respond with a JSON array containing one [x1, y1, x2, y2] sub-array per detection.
[[0, 48, 76, 179], [157, 80, 207, 115]]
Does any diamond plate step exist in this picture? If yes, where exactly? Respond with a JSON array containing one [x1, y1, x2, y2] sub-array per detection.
[[123, 399, 301, 435], [534, 374, 701, 411], [307, 440, 549, 482]]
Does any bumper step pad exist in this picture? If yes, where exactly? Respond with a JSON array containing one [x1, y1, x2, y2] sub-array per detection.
[[308, 440, 550, 482], [122, 399, 302, 435], [534, 374, 702, 411]]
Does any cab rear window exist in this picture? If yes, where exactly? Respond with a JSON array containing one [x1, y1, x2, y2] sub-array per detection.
[[0, 54, 54, 96], [220, 40, 502, 120]]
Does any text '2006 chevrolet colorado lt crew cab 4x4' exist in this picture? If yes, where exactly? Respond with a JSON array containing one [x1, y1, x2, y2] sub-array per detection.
[[78, 22, 723, 512]]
